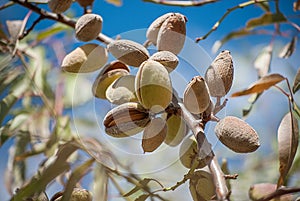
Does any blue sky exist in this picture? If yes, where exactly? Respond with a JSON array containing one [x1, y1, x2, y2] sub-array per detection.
[[1, 0, 300, 200]]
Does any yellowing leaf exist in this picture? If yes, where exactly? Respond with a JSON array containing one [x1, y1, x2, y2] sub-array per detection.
[[231, 74, 285, 97], [254, 45, 272, 78], [278, 36, 297, 59], [246, 13, 287, 30], [277, 112, 299, 187], [105, 0, 122, 6], [142, 117, 167, 153], [293, 68, 300, 94]]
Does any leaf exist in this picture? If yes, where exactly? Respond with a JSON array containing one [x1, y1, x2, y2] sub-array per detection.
[[142, 118, 167, 153], [231, 74, 285, 97], [254, 45, 272, 78], [242, 93, 263, 117], [293, 68, 300, 94], [92, 163, 108, 201], [105, 0, 122, 6], [36, 23, 71, 41], [6, 20, 23, 42], [10, 141, 80, 200], [135, 194, 149, 201], [278, 36, 297, 59], [123, 178, 151, 197], [212, 29, 254, 53], [246, 13, 287, 30], [60, 159, 95, 201], [257, 2, 270, 12], [294, 0, 300, 11], [277, 112, 299, 186], [62, 73, 93, 108]]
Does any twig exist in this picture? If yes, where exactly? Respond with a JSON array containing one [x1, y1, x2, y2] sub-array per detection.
[[178, 103, 229, 201], [195, 0, 269, 42], [11, 0, 114, 44], [143, 0, 218, 7], [257, 186, 300, 201], [224, 174, 238, 180], [19, 15, 44, 40]]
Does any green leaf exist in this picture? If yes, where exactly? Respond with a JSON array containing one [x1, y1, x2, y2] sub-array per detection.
[[246, 13, 287, 30], [10, 141, 80, 201], [135, 194, 149, 201], [60, 159, 95, 201], [36, 23, 71, 42], [257, 1, 270, 12], [242, 93, 262, 117], [92, 163, 108, 201], [293, 68, 300, 94], [212, 29, 254, 53], [123, 178, 151, 197], [278, 36, 297, 59]]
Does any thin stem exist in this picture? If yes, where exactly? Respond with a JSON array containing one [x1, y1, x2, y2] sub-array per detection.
[[257, 186, 300, 201], [195, 0, 269, 42], [19, 15, 44, 40], [108, 174, 132, 201], [178, 103, 229, 201], [143, 0, 218, 7], [11, 0, 114, 44]]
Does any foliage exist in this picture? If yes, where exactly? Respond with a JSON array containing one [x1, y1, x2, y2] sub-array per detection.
[[0, 0, 300, 201]]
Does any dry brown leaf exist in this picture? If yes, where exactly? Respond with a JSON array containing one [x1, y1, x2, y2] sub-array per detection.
[[278, 36, 297, 59], [277, 112, 299, 187], [249, 183, 293, 200], [105, 0, 122, 6], [142, 117, 167, 153], [254, 45, 272, 78], [293, 68, 300, 94], [231, 73, 285, 97]]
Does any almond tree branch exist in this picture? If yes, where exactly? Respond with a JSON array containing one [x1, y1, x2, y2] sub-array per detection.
[[143, 0, 218, 7], [178, 103, 230, 201], [10, 0, 114, 44], [257, 186, 300, 201], [195, 0, 269, 42]]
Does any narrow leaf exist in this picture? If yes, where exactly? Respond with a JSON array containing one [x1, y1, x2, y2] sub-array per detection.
[[135, 194, 149, 201], [123, 178, 151, 197], [36, 23, 71, 41], [212, 29, 254, 53], [293, 68, 300, 94], [142, 118, 167, 153], [28, 0, 48, 3], [6, 20, 23, 42], [257, 2, 270, 12], [105, 0, 122, 6], [246, 13, 287, 30], [242, 93, 263, 117], [231, 74, 285, 97], [278, 36, 297, 59], [277, 112, 299, 187], [254, 45, 272, 78], [93, 164, 108, 201], [60, 159, 95, 201], [10, 141, 79, 200], [294, 0, 300, 11]]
